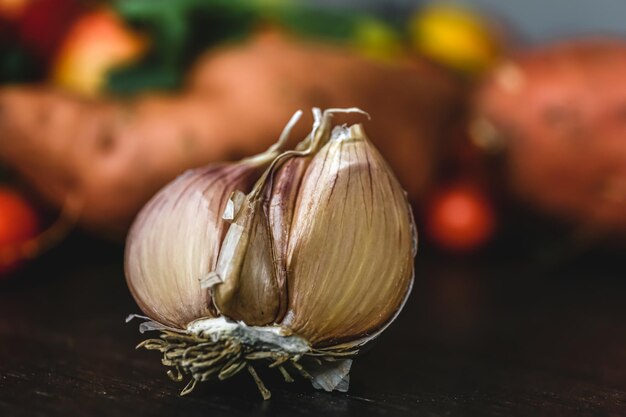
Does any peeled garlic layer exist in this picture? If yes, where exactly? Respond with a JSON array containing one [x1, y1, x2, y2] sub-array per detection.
[[125, 108, 417, 399]]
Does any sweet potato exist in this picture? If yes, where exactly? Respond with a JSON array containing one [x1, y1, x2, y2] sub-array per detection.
[[472, 39, 626, 235], [0, 31, 460, 236]]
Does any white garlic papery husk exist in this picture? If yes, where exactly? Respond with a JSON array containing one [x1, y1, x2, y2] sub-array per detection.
[[125, 109, 417, 400]]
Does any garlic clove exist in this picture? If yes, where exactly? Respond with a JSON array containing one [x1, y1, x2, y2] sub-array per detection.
[[282, 124, 416, 346], [125, 111, 303, 329], [124, 162, 267, 329], [263, 108, 371, 324], [210, 195, 281, 326], [206, 112, 307, 326]]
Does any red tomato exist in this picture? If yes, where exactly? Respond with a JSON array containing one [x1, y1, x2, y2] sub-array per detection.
[[0, 187, 39, 275], [17, 0, 83, 62], [425, 183, 496, 252]]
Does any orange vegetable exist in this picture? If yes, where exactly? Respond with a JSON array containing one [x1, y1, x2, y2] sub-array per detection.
[[472, 39, 626, 236], [0, 32, 460, 237], [51, 9, 147, 96]]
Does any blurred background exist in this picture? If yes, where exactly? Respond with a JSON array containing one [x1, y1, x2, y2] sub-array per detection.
[[316, 0, 626, 42], [2, 0, 626, 272], [0, 1, 625, 415]]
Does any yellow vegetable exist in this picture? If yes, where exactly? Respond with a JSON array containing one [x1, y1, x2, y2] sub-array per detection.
[[352, 18, 405, 63], [410, 4, 499, 74]]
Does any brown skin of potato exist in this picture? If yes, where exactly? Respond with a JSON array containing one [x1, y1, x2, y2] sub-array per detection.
[[0, 31, 460, 236], [473, 39, 626, 235]]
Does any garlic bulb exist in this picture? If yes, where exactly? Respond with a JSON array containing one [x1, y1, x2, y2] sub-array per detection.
[[125, 108, 417, 399]]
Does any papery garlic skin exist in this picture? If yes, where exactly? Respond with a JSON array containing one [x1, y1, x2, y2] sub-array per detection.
[[281, 124, 416, 346], [125, 163, 263, 328]]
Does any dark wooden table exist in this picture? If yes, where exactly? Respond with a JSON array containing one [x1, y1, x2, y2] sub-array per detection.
[[0, 233, 625, 417]]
